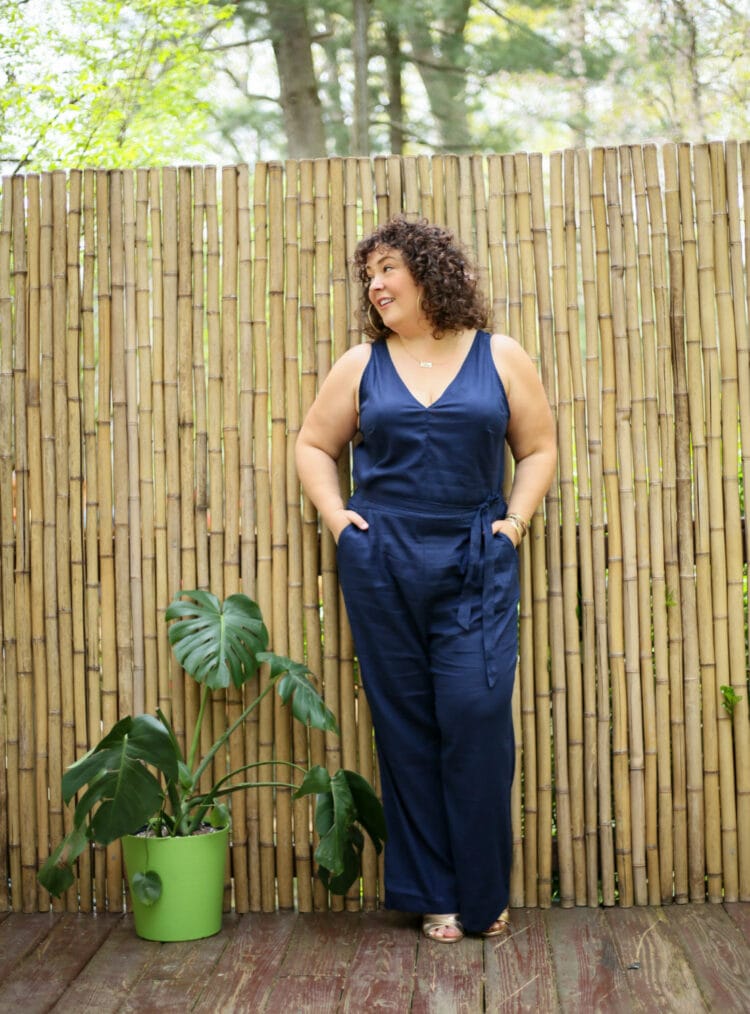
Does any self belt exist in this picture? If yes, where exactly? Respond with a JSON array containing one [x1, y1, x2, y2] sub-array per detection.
[[348, 490, 506, 688]]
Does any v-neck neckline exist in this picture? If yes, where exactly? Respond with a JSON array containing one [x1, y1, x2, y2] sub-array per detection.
[[384, 331, 479, 409]]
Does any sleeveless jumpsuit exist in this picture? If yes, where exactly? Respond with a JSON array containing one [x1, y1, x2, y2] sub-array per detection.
[[335, 329, 520, 933]]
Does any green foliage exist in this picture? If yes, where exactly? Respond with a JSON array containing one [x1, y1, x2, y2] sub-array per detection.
[[720, 685, 743, 718], [3, 2, 749, 171], [297, 766, 387, 893], [1, 0, 227, 171], [166, 590, 268, 690], [38, 589, 384, 901]]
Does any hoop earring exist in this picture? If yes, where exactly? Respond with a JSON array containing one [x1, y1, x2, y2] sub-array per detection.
[[367, 304, 380, 331]]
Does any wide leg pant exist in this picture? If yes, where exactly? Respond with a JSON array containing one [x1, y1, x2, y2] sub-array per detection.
[[336, 496, 520, 933]]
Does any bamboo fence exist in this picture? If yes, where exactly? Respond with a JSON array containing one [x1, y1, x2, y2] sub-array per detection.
[[0, 143, 748, 915]]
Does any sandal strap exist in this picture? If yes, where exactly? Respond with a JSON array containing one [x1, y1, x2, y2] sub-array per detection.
[[423, 913, 462, 930]]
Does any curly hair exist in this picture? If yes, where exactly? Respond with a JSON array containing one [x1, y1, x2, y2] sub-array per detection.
[[352, 216, 489, 341]]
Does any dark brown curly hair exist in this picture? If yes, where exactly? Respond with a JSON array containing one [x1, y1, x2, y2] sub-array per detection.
[[352, 216, 489, 341]]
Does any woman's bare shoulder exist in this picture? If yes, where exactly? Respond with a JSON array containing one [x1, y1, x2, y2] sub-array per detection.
[[330, 340, 372, 376]]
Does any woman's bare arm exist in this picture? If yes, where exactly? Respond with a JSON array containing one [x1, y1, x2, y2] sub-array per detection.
[[295, 343, 371, 541]]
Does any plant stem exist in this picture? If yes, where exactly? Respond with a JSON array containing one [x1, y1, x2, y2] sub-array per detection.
[[190, 674, 280, 788], [187, 684, 211, 772]]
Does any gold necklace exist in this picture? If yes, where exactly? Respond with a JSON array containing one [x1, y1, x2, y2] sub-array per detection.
[[397, 335, 457, 369]]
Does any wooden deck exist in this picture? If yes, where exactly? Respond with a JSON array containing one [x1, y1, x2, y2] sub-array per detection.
[[1, 903, 749, 1012]]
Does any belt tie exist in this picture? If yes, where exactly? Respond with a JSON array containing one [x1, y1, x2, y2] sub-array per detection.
[[457, 494, 504, 688]]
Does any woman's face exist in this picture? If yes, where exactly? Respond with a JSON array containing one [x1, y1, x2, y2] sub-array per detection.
[[365, 245, 424, 333]]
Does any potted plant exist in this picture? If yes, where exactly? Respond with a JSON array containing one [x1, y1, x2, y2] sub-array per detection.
[[38, 589, 385, 941]]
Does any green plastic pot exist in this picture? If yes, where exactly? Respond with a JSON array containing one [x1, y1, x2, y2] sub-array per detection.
[[122, 825, 229, 941]]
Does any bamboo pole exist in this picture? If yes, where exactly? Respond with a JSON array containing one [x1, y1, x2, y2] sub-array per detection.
[[486, 155, 508, 334], [110, 172, 134, 728], [177, 168, 200, 774], [297, 158, 329, 912], [220, 165, 250, 913], [502, 154, 551, 908], [564, 150, 599, 906], [122, 172, 145, 719], [328, 159, 362, 913], [726, 140, 750, 901], [135, 170, 158, 719], [191, 167, 210, 601], [678, 143, 716, 901], [350, 157, 382, 909], [0, 176, 16, 912], [94, 171, 121, 909], [593, 148, 633, 907], [549, 152, 586, 906], [81, 168, 106, 906], [660, 145, 692, 905], [635, 145, 676, 903], [526, 153, 573, 909], [609, 148, 649, 906], [65, 170, 90, 910], [577, 149, 616, 906], [15, 174, 38, 916], [619, 148, 659, 905], [161, 168, 184, 757], [709, 140, 745, 898], [237, 163, 262, 911], [373, 156, 389, 223], [203, 166, 228, 813], [266, 162, 295, 910], [284, 160, 314, 914], [417, 155, 434, 224], [149, 170, 171, 724], [694, 144, 738, 902], [314, 158, 345, 914], [252, 163, 275, 912], [39, 173, 62, 915]]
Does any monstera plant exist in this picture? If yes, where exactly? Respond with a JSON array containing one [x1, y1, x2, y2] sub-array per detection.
[[39, 589, 384, 936]]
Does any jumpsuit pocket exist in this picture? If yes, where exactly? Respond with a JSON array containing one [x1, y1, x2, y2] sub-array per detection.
[[491, 531, 520, 614], [493, 531, 517, 553], [337, 523, 355, 548]]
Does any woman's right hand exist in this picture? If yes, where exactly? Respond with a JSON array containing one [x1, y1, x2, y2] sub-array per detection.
[[330, 508, 369, 543]]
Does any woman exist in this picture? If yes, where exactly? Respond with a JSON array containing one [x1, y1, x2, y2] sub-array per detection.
[[296, 217, 556, 942]]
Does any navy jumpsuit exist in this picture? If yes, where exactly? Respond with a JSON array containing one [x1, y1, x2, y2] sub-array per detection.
[[335, 329, 520, 934]]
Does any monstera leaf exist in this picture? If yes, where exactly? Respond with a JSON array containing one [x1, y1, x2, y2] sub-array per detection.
[[166, 590, 269, 690], [38, 714, 179, 898], [296, 765, 386, 893], [258, 653, 339, 734]]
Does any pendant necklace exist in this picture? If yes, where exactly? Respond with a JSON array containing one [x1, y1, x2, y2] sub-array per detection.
[[398, 335, 455, 369]]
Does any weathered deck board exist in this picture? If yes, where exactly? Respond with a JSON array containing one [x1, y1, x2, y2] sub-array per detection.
[[0, 911, 60, 982], [1, 903, 750, 1012], [724, 900, 750, 945], [603, 905, 707, 1012], [544, 905, 637, 1011], [339, 910, 419, 1011], [412, 930, 484, 1012], [665, 903, 750, 1012], [0, 913, 118, 1014], [51, 918, 163, 1013], [191, 912, 297, 1013], [484, 908, 560, 1011]]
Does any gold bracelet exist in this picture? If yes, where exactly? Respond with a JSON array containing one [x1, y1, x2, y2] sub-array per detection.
[[505, 513, 528, 540]]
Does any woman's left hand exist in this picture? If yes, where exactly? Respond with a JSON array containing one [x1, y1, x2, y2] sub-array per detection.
[[492, 519, 521, 548]]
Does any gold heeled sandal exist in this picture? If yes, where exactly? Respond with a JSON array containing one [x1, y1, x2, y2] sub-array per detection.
[[422, 913, 464, 943], [481, 908, 510, 938]]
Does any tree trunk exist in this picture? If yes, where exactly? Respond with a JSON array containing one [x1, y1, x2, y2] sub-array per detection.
[[265, 0, 327, 158], [404, 1, 473, 152], [384, 17, 405, 154], [352, 0, 370, 155]]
